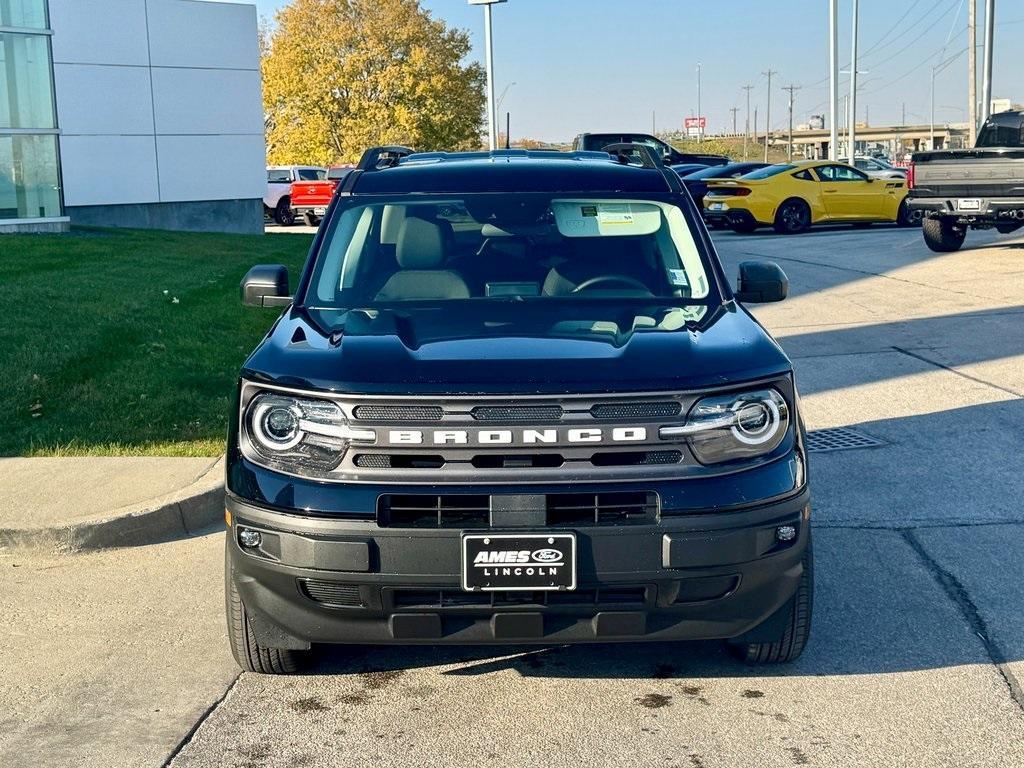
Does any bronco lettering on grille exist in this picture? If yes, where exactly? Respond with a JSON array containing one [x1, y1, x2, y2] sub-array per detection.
[[385, 427, 648, 446]]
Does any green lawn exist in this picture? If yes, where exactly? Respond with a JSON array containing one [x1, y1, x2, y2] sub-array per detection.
[[0, 227, 312, 457]]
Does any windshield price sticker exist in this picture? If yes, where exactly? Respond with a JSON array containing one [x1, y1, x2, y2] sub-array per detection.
[[596, 203, 634, 225]]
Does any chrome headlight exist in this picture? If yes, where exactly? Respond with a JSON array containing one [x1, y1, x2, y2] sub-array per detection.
[[660, 388, 789, 465], [240, 391, 374, 477]]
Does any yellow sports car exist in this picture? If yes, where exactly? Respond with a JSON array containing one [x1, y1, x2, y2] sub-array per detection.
[[703, 160, 918, 234]]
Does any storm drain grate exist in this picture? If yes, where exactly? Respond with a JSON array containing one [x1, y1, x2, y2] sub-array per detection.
[[806, 427, 885, 453]]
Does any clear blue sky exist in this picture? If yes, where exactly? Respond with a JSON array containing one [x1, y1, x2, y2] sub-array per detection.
[[235, 0, 1022, 142]]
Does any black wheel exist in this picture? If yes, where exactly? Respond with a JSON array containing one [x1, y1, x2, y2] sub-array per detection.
[[274, 197, 296, 227], [303, 212, 320, 227], [730, 218, 759, 234], [226, 541, 304, 674], [896, 199, 921, 228], [922, 217, 967, 252], [773, 199, 811, 234], [728, 535, 813, 665]]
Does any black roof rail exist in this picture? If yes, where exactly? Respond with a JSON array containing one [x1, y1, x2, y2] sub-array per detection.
[[356, 145, 415, 171]]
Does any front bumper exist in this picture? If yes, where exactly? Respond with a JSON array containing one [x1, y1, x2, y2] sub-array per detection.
[[226, 486, 811, 648]]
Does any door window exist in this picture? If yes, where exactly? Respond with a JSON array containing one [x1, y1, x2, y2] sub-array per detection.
[[816, 165, 867, 182]]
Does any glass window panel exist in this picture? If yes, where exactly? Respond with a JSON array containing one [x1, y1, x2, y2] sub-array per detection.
[[0, 133, 61, 219], [0, 32, 55, 129], [0, 0, 47, 29]]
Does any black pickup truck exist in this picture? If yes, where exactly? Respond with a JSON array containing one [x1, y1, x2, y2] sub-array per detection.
[[908, 110, 1024, 252], [573, 132, 730, 172]]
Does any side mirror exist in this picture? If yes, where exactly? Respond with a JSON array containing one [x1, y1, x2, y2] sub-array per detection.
[[735, 261, 788, 303], [241, 264, 291, 307]]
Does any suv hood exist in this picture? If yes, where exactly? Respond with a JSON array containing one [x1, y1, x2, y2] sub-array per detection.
[[242, 303, 791, 395]]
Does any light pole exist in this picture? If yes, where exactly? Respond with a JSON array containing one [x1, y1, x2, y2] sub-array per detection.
[[742, 84, 754, 160], [849, 0, 859, 161], [696, 63, 703, 143], [828, 0, 839, 159], [469, 0, 507, 151], [981, 0, 994, 124], [762, 69, 777, 162]]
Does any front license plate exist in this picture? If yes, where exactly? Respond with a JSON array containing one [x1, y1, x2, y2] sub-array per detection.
[[313, 207, 328, 216], [708, 202, 725, 211], [462, 533, 576, 592], [957, 198, 981, 211]]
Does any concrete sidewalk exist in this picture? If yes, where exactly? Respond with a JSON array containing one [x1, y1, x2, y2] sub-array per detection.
[[0, 456, 224, 553]]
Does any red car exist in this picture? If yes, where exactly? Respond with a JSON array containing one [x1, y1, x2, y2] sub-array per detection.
[[290, 165, 355, 226]]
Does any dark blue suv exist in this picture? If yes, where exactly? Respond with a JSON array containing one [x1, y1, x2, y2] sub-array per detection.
[[227, 146, 811, 673]]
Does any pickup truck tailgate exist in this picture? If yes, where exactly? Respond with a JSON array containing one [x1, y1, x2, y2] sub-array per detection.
[[291, 180, 337, 208], [911, 150, 1024, 198]]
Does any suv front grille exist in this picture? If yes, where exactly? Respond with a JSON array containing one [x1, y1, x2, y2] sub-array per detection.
[[377, 491, 659, 528], [353, 404, 443, 421], [471, 405, 563, 422]]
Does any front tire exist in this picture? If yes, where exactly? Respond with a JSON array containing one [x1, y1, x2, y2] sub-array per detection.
[[728, 535, 813, 664], [274, 197, 296, 227], [922, 217, 966, 252], [773, 199, 811, 234], [226, 541, 304, 674]]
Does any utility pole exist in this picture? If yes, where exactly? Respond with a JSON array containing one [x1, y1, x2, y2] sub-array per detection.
[[968, 0, 977, 144], [762, 69, 777, 162], [782, 84, 801, 162], [753, 107, 758, 155], [696, 63, 703, 143], [742, 84, 754, 160], [652, 110, 656, 135], [729, 107, 739, 135], [848, 0, 859, 161], [829, 0, 839, 160], [902, 102, 906, 126], [981, 0, 994, 124]]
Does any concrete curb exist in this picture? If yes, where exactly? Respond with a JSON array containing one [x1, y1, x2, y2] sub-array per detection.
[[0, 457, 225, 554]]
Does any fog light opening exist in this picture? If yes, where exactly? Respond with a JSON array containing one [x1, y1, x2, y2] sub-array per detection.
[[776, 525, 797, 542], [238, 528, 262, 549]]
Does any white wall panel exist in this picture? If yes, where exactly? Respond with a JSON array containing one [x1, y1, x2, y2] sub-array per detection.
[[156, 134, 265, 202], [48, 0, 150, 66], [54, 64, 154, 136], [60, 135, 160, 207], [147, 0, 259, 70], [151, 68, 262, 135]]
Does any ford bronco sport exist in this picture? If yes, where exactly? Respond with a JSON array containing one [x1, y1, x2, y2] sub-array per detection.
[[227, 145, 812, 673]]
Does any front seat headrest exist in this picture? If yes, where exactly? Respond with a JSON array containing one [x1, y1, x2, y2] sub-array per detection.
[[396, 218, 445, 269]]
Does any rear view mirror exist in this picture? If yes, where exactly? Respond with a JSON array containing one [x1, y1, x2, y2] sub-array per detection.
[[735, 261, 788, 303], [241, 264, 291, 307]]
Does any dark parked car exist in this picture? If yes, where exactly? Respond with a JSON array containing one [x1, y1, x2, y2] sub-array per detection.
[[679, 162, 771, 216], [572, 132, 730, 170], [228, 145, 812, 674]]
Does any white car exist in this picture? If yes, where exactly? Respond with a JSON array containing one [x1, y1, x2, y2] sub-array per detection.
[[265, 166, 325, 226], [838, 156, 907, 180]]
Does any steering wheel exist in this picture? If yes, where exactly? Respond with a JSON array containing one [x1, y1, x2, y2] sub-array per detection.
[[571, 275, 650, 294]]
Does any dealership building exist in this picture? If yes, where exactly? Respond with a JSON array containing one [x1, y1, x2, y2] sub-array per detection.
[[1, 0, 265, 234]]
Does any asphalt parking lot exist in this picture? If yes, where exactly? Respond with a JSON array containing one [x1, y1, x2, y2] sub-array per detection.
[[5, 224, 1024, 767]]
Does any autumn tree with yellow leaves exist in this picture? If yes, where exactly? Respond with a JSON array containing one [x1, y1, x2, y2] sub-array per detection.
[[262, 0, 486, 165]]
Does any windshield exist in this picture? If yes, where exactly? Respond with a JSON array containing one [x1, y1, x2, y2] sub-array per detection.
[[741, 164, 796, 180], [302, 194, 715, 313]]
